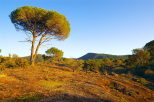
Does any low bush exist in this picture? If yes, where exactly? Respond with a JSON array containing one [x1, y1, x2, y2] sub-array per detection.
[[83, 60, 101, 73], [145, 69, 154, 76], [138, 78, 148, 85], [99, 68, 108, 75], [12, 94, 43, 102], [14, 58, 29, 68], [0, 64, 5, 71], [0, 57, 29, 69], [56, 58, 84, 72]]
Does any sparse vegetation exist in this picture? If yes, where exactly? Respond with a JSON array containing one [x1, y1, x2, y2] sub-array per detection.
[[45, 47, 63, 60], [0, 40, 153, 102], [0, 2, 153, 102], [0, 57, 29, 69], [0, 64, 153, 102]]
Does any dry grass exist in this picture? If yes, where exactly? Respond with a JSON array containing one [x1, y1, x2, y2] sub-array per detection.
[[0, 64, 153, 102]]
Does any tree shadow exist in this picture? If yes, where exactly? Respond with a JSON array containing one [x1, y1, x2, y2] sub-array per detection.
[[38, 93, 112, 102], [9, 93, 113, 102]]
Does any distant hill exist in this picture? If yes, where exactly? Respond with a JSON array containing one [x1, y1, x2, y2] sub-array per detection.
[[79, 53, 128, 60]]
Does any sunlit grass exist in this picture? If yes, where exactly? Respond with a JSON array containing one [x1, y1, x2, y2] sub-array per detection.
[[0, 74, 7, 78], [0, 64, 153, 102], [39, 80, 63, 90]]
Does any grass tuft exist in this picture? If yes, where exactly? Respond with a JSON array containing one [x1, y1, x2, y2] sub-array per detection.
[[39, 80, 63, 90]]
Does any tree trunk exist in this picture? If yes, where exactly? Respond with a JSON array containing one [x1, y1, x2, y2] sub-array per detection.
[[33, 35, 44, 63], [30, 33, 46, 66], [30, 36, 36, 66]]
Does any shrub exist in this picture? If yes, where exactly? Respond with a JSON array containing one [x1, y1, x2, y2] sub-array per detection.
[[4, 58, 16, 68], [45, 59, 59, 65], [99, 68, 108, 75], [83, 60, 101, 73], [145, 69, 154, 76], [0, 57, 10, 63], [14, 58, 29, 68], [60, 58, 84, 72], [0, 63, 5, 71], [138, 78, 148, 85], [0, 57, 29, 68]]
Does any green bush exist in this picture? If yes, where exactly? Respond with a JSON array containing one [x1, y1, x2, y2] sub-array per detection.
[[83, 60, 101, 73], [0, 57, 29, 68], [138, 78, 148, 85], [61, 58, 84, 72], [45, 59, 59, 65], [99, 68, 108, 75], [4, 58, 16, 68], [14, 58, 29, 68]]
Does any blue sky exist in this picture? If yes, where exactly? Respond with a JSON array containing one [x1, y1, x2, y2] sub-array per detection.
[[0, 0, 154, 58]]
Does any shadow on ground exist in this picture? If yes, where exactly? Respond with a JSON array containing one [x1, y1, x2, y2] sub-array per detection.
[[37, 93, 111, 102], [9, 93, 112, 102]]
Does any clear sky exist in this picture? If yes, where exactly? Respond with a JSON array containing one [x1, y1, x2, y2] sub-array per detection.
[[0, 0, 154, 58]]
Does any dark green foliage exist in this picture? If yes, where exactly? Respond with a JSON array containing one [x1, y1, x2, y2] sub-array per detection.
[[83, 60, 101, 73], [59, 58, 84, 72], [14, 58, 29, 68], [99, 68, 108, 75], [114, 59, 126, 67], [46, 47, 63, 60], [81, 58, 127, 74], [127, 49, 150, 67], [24, 54, 44, 63], [35, 54, 44, 62], [144, 40, 154, 59], [0, 57, 29, 69], [102, 58, 114, 68], [10, 6, 70, 65], [138, 78, 148, 85], [10, 6, 70, 40]]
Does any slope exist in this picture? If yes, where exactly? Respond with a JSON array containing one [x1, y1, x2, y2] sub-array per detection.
[[79, 53, 127, 60], [0, 64, 153, 102]]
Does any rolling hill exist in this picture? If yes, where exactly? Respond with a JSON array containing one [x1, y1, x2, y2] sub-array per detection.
[[0, 64, 153, 102], [79, 53, 128, 60]]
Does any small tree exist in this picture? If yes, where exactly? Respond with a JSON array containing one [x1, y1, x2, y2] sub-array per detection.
[[10, 6, 70, 65], [46, 47, 63, 60], [129, 49, 150, 67], [144, 40, 154, 59], [83, 60, 101, 73]]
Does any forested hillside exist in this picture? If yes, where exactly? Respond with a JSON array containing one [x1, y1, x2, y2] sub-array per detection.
[[79, 53, 128, 60]]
